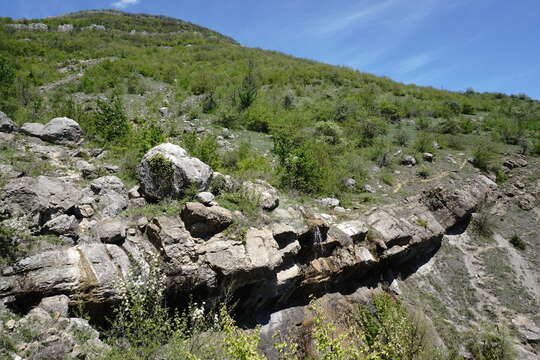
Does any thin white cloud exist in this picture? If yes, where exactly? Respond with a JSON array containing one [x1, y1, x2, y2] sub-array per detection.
[[396, 52, 436, 74], [320, 0, 395, 34], [111, 0, 140, 9]]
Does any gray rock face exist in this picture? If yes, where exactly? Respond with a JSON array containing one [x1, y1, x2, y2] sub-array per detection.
[[0, 176, 81, 229], [88, 176, 128, 218], [137, 143, 213, 201], [243, 180, 280, 211], [8, 303, 108, 359], [0, 175, 497, 328], [0, 111, 16, 133], [181, 202, 233, 238], [0, 243, 131, 304]]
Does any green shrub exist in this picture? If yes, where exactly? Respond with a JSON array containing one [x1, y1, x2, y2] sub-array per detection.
[[394, 130, 410, 146], [95, 95, 131, 144], [418, 167, 430, 179], [315, 121, 342, 145], [0, 56, 15, 89], [279, 143, 322, 194], [236, 61, 258, 110], [414, 133, 435, 153], [467, 326, 514, 360], [357, 117, 388, 148], [509, 234, 526, 250], [415, 117, 431, 131], [472, 146, 497, 172], [180, 133, 221, 169]]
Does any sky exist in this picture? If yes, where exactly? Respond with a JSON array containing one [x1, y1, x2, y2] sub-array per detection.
[[2, 0, 539, 99]]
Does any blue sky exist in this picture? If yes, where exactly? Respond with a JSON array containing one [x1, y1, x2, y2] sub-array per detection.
[[2, 0, 539, 99]]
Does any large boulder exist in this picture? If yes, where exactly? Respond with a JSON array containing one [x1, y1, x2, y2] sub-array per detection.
[[137, 143, 213, 201], [41, 117, 83, 145], [181, 202, 233, 238], [21, 117, 82, 145], [0, 176, 81, 229], [0, 111, 16, 133], [243, 180, 280, 211]]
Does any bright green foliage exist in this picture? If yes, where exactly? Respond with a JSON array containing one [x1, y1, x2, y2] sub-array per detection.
[[180, 132, 221, 169], [95, 95, 131, 143], [467, 327, 514, 360], [236, 61, 258, 110], [279, 143, 322, 194], [148, 153, 175, 195], [0, 56, 15, 88]]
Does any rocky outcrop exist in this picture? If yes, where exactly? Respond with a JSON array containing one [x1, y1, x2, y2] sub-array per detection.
[[137, 143, 213, 201], [0, 175, 495, 318], [21, 117, 83, 145]]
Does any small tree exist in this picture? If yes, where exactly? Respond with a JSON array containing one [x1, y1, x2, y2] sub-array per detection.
[[95, 95, 130, 143], [237, 60, 258, 110]]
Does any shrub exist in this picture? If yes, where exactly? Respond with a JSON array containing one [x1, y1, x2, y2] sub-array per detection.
[[509, 234, 526, 250], [280, 144, 322, 194], [467, 326, 515, 360], [180, 133, 221, 169], [472, 146, 497, 172], [395, 130, 409, 146], [0, 56, 15, 89], [95, 95, 130, 144], [414, 133, 435, 153], [236, 61, 258, 110], [415, 117, 431, 131], [137, 120, 165, 155], [418, 167, 430, 179], [357, 117, 388, 148], [315, 121, 342, 145], [438, 118, 460, 134]]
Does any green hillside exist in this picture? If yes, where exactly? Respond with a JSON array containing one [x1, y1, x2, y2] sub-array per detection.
[[0, 9, 538, 202]]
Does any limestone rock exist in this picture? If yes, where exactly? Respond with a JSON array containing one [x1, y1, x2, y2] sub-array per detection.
[[21, 122, 45, 137], [318, 197, 340, 208], [402, 155, 417, 166], [138, 143, 213, 201], [0, 111, 16, 133], [57, 24, 74, 32], [243, 180, 280, 211], [0, 176, 81, 229], [95, 218, 127, 244], [196, 191, 215, 206], [38, 295, 70, 317], [181, 202, 233, 238], [43, 214, 79, 238], [41, 117, 82, 145]]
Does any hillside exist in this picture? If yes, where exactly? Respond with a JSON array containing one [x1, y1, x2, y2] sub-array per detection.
[[0, 10, 538, 360]]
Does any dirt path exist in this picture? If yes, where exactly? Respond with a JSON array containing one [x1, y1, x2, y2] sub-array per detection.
[[392, 158, 468, 193]]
